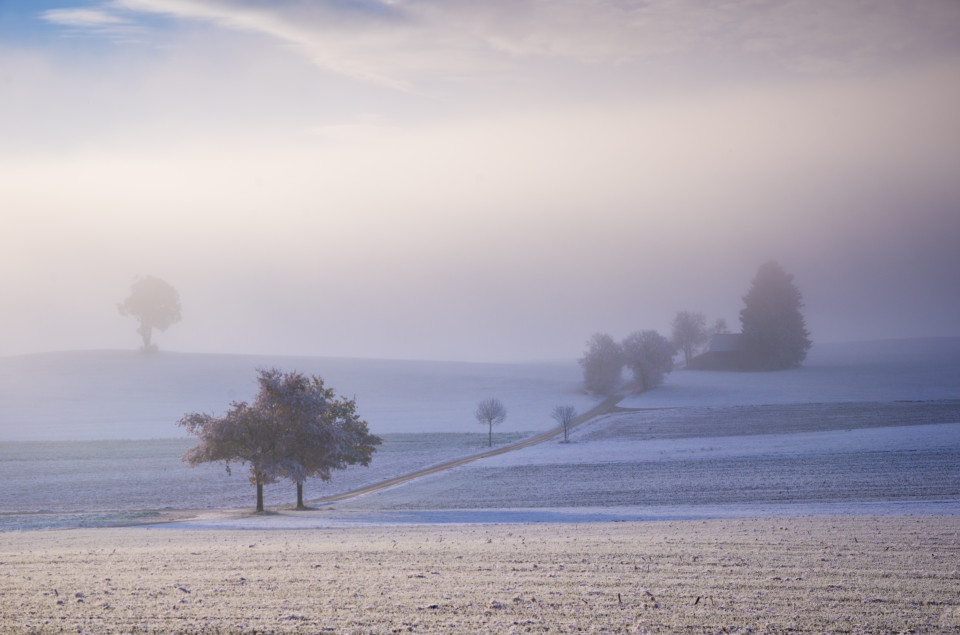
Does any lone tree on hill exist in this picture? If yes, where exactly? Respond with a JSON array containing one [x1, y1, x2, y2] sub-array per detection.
[[671, 311, 708, 366], [475, 397, 507, 447], [739, 261, 812, 370], [118, 275, 181, 353], [621, 330, 675, 391], [551, 404, 578, 442], [579, 332, 623, 395], [178, 368, 380, 512]]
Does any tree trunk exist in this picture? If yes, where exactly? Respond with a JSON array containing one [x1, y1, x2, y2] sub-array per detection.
[[488, 423, 492, 447], [256, 475, 264, 513], [138, 322, 153, 349], [296, 481, 306, 510]]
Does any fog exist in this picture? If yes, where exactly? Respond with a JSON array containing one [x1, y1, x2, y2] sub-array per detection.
[[2, 1, 959, 362]]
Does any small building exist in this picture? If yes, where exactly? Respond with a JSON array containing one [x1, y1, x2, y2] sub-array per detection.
[[688, 333, 746, 370]]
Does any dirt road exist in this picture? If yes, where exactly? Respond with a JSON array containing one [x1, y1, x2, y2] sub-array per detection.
[[309, 387, 631, 505]]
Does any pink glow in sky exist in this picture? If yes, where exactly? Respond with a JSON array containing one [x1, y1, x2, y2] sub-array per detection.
[[2, 1, 959, 361]]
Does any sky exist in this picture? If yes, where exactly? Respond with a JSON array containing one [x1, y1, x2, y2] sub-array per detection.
[[2, 0, 959, 362]]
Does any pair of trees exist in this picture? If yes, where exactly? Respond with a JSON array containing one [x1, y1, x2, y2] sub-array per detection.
[[474, 399, 579, 445], [579, 330, 674, 395], [178, 368, 381, 512]]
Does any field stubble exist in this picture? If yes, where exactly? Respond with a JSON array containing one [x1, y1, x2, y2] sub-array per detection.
[[2, 516, 959, 634]]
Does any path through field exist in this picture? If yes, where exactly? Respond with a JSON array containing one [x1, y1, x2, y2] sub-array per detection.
[[310, 386, 631, 505]]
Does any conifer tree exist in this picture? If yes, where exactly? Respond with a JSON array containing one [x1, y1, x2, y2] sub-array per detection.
[[739, 261, 812, 370]]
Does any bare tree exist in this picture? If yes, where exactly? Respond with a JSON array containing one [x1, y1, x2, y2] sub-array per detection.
[[551, 404, 578, 442], [475, 397, 507, 447], [671, 311, 708, 366], [578, 332, 623, 395], [622, 330, 675, 392], [118, 275, 181, 353]]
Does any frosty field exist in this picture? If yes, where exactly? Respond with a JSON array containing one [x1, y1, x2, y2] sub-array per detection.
[[288, 402, 960, 524], [0, 432, 527, 531], [1, 338, 959, 633], [1, 338, 959, 529], [2, 516, 958, 634]]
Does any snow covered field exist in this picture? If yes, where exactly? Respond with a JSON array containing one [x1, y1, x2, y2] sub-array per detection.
[[619, 337, 960, 409], [5, 517, 959, 633], [1, 337, 958, 530], [0, 351, 596, 441], [327, 410, 959, 518], [0, 432, 526, 528]]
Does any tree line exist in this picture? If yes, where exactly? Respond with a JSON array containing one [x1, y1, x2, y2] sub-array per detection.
[[579, 331, 674, 395], [578, 261, 811, 394]]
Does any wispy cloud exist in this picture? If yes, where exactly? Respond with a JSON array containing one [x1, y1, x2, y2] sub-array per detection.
[[42, 8, 130, 28], [434, 0, 960, 73], [41, 7, 146, 41], [110, 0, 429, 88], [39, 0, 960, 89]]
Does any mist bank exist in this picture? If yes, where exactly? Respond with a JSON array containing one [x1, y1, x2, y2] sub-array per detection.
[[1, 337, 958, 442], [0, 349, 593, 441]]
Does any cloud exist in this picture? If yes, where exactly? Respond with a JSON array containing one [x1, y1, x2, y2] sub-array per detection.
[[9, 0, 960, 359], [49, 0, 952, 90], [41, 7, 146, 41], [109, 0, 436, 88], [42, 8, 130, 28]]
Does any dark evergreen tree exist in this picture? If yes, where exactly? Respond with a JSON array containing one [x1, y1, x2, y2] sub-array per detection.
[[739, 261, 812, 370]]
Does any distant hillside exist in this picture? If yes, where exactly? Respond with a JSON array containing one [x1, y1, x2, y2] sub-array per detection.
[[0, 351, 591, 441], [2, 338, 958, 442], [807, 336, 960, 367], [620, 337, 960, 409]]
